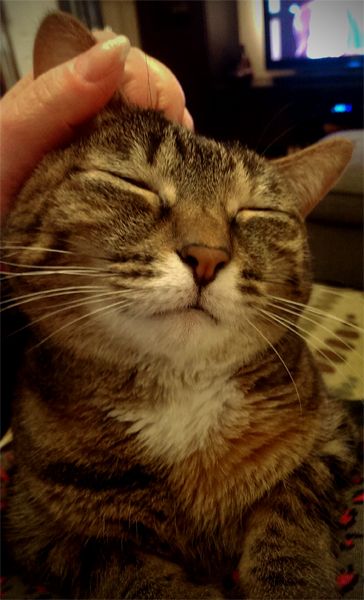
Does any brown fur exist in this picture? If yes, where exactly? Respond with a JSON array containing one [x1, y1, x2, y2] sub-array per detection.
[[2, 12, 358, 599]]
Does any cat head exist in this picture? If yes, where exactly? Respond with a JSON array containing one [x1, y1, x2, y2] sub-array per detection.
[[2, 12, 353, 368]]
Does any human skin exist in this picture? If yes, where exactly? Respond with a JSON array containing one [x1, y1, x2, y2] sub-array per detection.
[[0, 31, 193, 221]]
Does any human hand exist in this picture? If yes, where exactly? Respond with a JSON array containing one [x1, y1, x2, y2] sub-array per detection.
[[0, 31, 193, 220], [93, 29, 193, 130]]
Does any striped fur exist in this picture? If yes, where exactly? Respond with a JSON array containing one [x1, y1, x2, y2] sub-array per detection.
[[2, 13, 357, 599]]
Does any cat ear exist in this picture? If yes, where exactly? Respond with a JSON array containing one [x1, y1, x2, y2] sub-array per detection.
[[33, 12, 96, 78], [272, 138, 353, 217]]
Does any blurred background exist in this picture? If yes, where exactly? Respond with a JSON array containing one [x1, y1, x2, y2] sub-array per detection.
[[1, 0, 363, 288]]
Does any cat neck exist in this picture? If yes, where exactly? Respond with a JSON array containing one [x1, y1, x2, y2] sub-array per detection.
[[25, 326, 305, 408], [29, 319, 259, 384]]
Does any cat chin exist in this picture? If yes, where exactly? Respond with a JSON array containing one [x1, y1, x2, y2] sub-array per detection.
[[114, 309, 227, 356], [92, 306, 264, 369]]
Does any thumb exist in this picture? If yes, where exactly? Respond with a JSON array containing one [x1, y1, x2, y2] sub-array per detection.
[[1, 36, 130, 218]]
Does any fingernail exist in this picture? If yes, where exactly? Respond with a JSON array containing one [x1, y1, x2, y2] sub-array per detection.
[[91, 25, 113, 33], [74, 36, 130, 83]]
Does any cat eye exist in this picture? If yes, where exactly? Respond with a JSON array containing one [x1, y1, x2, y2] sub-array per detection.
[[84, 168, 155, 194], [234, 206, 285, 219], [103, 174, 171, 217], [232, 207, 267, 221], [71, 167, 155, 195], [237, 207, 273, 213], [113, 175, 155, 194]]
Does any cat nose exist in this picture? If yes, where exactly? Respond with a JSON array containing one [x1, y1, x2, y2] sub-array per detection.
[[178, 244, 230, 286]]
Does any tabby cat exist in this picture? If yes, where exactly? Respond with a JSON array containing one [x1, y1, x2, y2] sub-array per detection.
[[2, 12, 358, 600]]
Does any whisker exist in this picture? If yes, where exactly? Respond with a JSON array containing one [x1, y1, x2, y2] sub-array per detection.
[[1, 260, 104, 272], [1, 286, 108, 312], [1, 270, 109, 279], [244, 315, 302, 412], [261, 123, 299, 157], [266, 301, 362, 359], [1, 244, 74, 255], [267, 294, 364, 333], [144, 52, 153, 109], [9, 290, 134, 338], [254, 102, 293, 153], [31, 296, 136, 350], [259, 308, 361, 380], [65, 295, 142, 339], [1, 242, 116, 263], [259, 309, 338, 375], [313, 283, 360, 299], [34, 290, 127, 313]]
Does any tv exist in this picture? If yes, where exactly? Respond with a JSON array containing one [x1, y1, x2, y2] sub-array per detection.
[[263, 0, 364, 78]]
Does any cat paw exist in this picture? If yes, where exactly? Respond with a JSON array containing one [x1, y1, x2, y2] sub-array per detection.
[[124, 579, 223, 599], [241, 582, 339, 600], [121, 556, 224, 599]]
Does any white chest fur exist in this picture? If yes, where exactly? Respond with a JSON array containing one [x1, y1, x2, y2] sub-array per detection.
[[108, 370, 247, 465]]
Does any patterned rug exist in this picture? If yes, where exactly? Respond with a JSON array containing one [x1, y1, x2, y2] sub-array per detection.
[[302, 283, 363, 402]]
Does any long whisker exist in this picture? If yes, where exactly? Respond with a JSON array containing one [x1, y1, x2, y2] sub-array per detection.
[[313, 283, 362, 299], [1, 286, 108, 312], [258, 309, 342, 381], [1, 270, 110, 279], [65, 294, 144, 339], [1, 243, 110, 263], [259, 308, 361, 380], [1, 285, 106, 304], [267, 294, 364, 332], [34, 290, 127, 314], [254, 102, 293, 152], [244, 315, 302, 412], [1, 244, 74, 255], [266, 301, 362, 359], [31, 296, 136, 350], [9, 290, 135, 338], [261, 123, 299, 157], [144, 52, 153, 109], [1, 260, 105, 271]]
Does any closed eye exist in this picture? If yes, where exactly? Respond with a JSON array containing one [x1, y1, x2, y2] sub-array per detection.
[[238, 207, 276, 213], [232, 207, 273, 222], [86, 169, 155, 194], [71, 167, 155, 194], [113, 175, 154, 193], [234, 207, 289, 219]]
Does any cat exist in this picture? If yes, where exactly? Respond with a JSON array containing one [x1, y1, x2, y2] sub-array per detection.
[[2, 11, 359, 600]]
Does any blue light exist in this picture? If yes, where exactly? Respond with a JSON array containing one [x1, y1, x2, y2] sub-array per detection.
[[348, 59, 361, 68], [331, 103, 353, 114]]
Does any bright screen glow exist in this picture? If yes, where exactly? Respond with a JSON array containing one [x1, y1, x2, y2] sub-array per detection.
[[331, 103, 353, 113], [267, 0, 364, 62]]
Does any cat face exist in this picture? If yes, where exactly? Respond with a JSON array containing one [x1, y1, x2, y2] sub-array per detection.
[[2, 13, 352, 368], [1, 102, 318, 364]]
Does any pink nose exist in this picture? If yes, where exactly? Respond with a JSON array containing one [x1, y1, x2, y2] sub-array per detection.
[[179, 244, 230, 286]]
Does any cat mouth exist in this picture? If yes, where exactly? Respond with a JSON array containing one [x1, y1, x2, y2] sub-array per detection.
[[151, 304, 218, 324]]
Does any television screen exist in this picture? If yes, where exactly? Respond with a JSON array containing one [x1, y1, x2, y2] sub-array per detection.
[[264, 0, 364, 73]]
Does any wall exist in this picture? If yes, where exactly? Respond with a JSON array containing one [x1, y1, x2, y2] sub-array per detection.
[[101, 0, 140, 46], [3, 0, 288, 84], [3, 0, 140, 80], [3, 0, 57, 77], [237, 0, 293, 85]]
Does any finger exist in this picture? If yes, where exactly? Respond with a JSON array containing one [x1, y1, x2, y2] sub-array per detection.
[[182, 108, 194, 131], [0, 36, 130, 219], [148, 55, 186, 124], [120, 49, 186, 125], [91, 37, 191, 127], [120, 47, 158, 110], [92, 28, 116, 43], [5, 72, 34, 100]]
